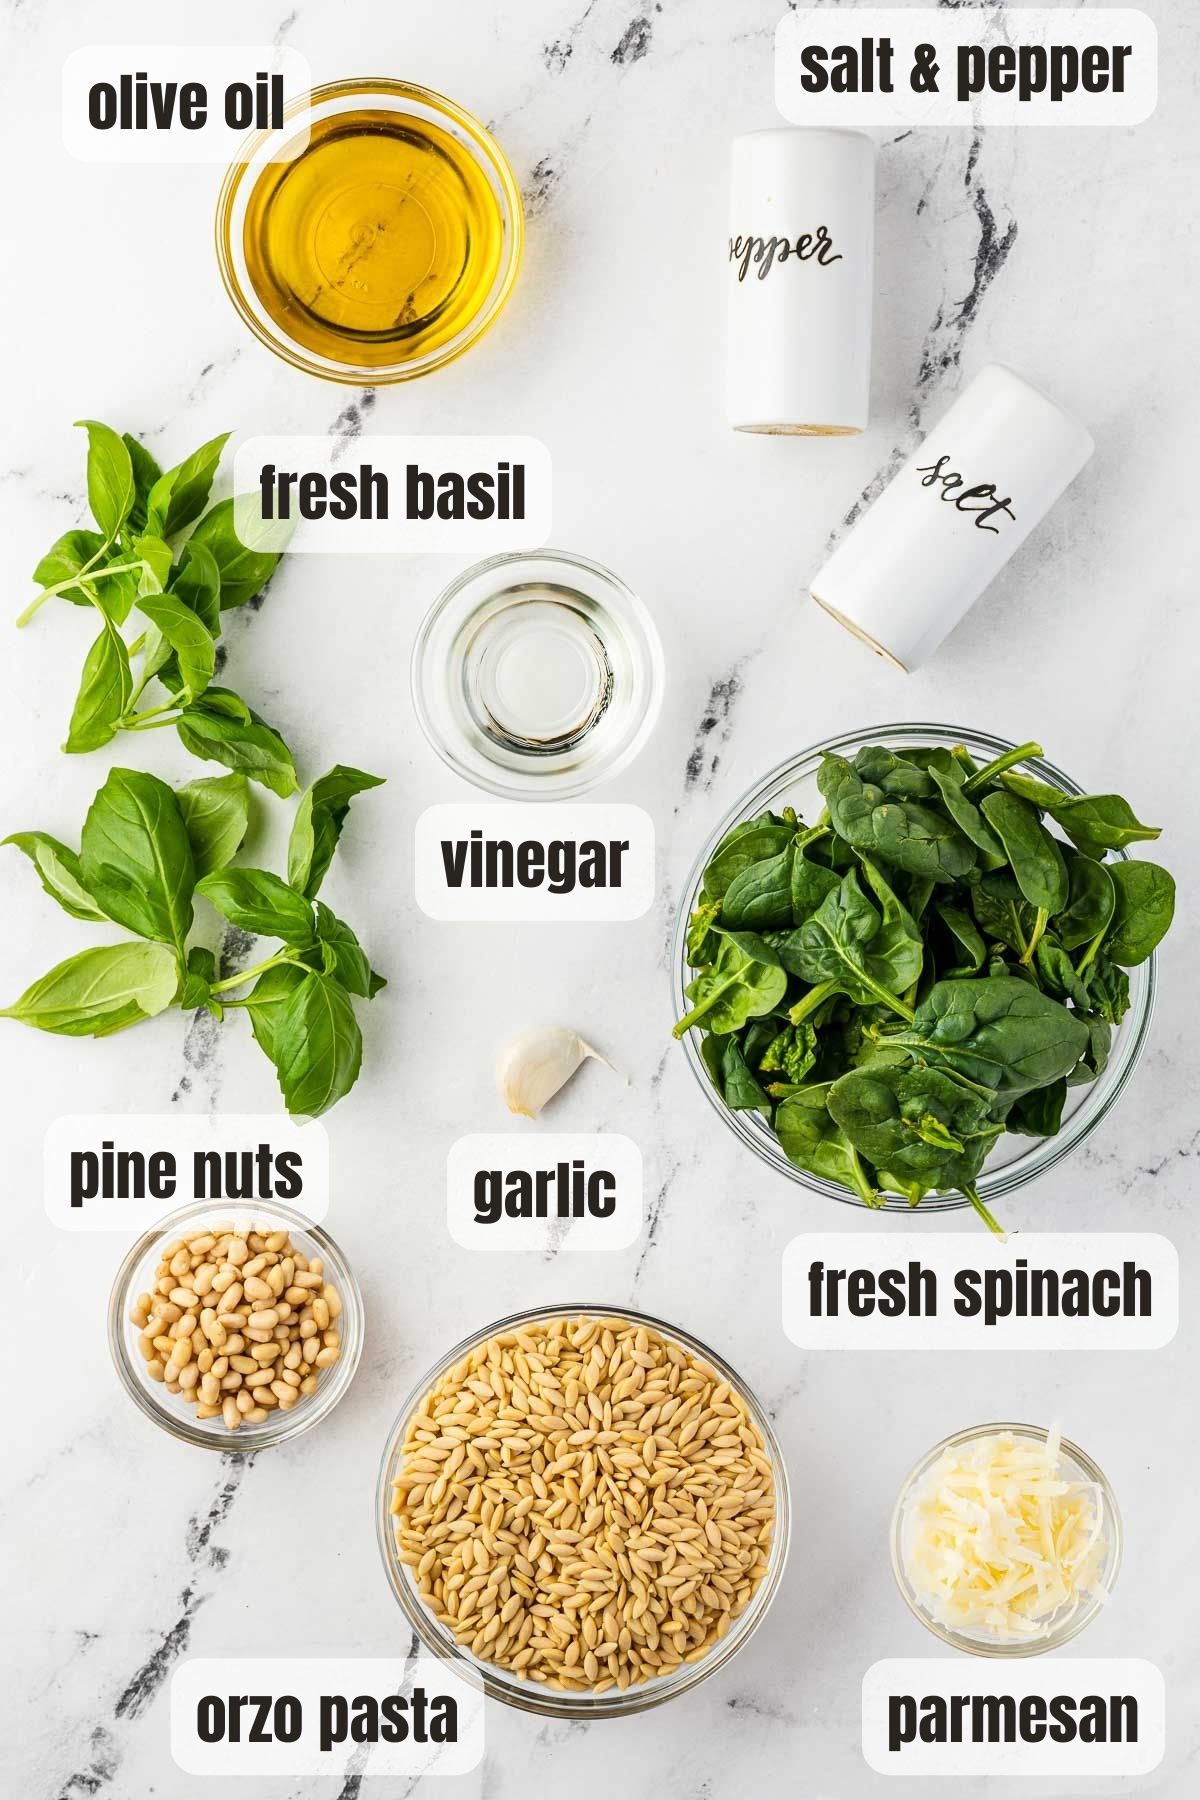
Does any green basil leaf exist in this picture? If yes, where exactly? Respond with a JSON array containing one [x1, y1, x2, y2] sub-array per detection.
[[175, 697, 298, 796], [169, 539, 222, 634], [132, 533, 173, 594], [176, 772, 250, 877], [32, 528, 105, 591], [122, 434, 163, 535], [64, 614, 133, 753], [145, 431, 231, 538], [80, 768, 195, 951], [244, 962, 308, 1063], [75, 419, 135, 538], [267, 970, 363, 1118], [179, 945, 222, 1017], [3, 831, 107, 921], [136, 590, 215, 702], [314, 900, 383, 998], [0, 940, 179, 1036], [287, 764, 385, 899], [1104, 861, 1176, 966], [196, 867, 314, 943], [187, 496, 282, 608]]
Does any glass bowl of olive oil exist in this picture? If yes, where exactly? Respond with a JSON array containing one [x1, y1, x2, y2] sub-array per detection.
[[216, 78, 523, 383]]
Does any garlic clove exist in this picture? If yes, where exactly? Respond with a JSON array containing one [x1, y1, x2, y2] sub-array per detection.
[[497, 1026, 613, 1118]]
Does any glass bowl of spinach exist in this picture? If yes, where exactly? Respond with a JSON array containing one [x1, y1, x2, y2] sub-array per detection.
[[672, 725, 1169, 1229]]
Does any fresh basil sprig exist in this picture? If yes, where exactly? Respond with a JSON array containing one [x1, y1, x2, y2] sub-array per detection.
[[676, 737, 1177, 1232], [1, 763, 383, 1117], [19, 422, 296, 793]]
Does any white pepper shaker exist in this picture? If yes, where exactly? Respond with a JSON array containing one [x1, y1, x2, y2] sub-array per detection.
[[726, 128, 875, 435]]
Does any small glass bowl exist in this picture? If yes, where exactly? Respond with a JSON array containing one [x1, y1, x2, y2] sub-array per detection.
[[890, 1422, 1122, 1656], [672, 723, 1156, 1215], [215, 78, 523, 384], [411, 550, 665, 797], [375, 1302, 791, 1717], [109, 1200, 363, 1451]]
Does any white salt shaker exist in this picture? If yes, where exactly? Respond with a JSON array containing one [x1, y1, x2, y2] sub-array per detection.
[[810, 364, 1095, 670], [726, 128, 875, 435]]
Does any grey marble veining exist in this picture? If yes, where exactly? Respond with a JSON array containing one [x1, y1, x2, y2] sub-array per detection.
[[1, 1, 1197, 1796]]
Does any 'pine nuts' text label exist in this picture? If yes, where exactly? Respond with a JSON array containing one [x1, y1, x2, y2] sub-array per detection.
[[44, 1115, 328, 1232], [170, 1657, 482, 1778], [782, 1234, 1177, 1350], [862, 1659, 1165, 1776], [415, 804, 655, 922], [447, 1134, 643, 1251], [63, 47, 311, 162], [232, 437, 551, 553]]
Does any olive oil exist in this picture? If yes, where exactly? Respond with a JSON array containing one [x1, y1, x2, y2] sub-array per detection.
[[242, 106, 507, 369]]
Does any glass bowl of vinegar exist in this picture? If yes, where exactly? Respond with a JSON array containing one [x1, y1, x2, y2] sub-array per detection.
[[216, 79, 523, 383]]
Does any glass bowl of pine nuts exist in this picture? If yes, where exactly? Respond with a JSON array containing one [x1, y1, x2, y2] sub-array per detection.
[[108, 1201, 364, 1450], [376, 1304, 791, 1717]]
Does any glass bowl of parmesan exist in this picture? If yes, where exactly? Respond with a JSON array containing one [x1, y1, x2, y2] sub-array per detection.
[[889, 1422, 1121, 1656]]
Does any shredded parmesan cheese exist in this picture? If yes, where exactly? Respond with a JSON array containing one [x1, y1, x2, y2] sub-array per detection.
[[900, 1426, 1109, 1643]]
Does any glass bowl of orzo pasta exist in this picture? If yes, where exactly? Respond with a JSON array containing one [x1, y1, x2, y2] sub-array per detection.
[[376, 1304, 791, 1716]]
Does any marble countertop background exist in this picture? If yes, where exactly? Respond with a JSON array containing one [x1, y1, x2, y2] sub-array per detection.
[[2, 1, 1197, 1795]]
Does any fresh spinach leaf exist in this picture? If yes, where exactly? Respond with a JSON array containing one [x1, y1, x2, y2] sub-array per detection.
[[1055, 852, 1115, 951], [934, 902, 987, 976], [776, 866, 920, 1019], [999, 773, 1161, 858], [1007, 1078, 1068, 1137], [775, 1085, 880, 1206], [885, 976, 1090, 1100], [980, 790, 1068, 914], [827, 1063, 1004, 1194], [818, 752, 976, 881], [673, 929, 787, 1037], [721, 839, 796, 932], [1104, 860, 1175, 966], [702, 817, 796, 901]]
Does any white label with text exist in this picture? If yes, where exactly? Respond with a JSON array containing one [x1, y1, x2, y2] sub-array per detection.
[[447, 1134, 643, 1251], [862, 1658, 1164, 1776], [170, 1656, 483, 1778], [44, 1115, 328, 1231], [415, 803, 654, 922], [63, 47, 311, 162], [782, 1234, 1177, 1349], [232, 436, 551, 553], [776, 9, 1156, 128]]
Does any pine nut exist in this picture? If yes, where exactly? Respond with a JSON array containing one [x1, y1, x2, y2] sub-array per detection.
[[136, 1222, 348, 1433]]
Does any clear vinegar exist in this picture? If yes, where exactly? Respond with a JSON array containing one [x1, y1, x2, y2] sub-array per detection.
[[242, 108, 505, 368]]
